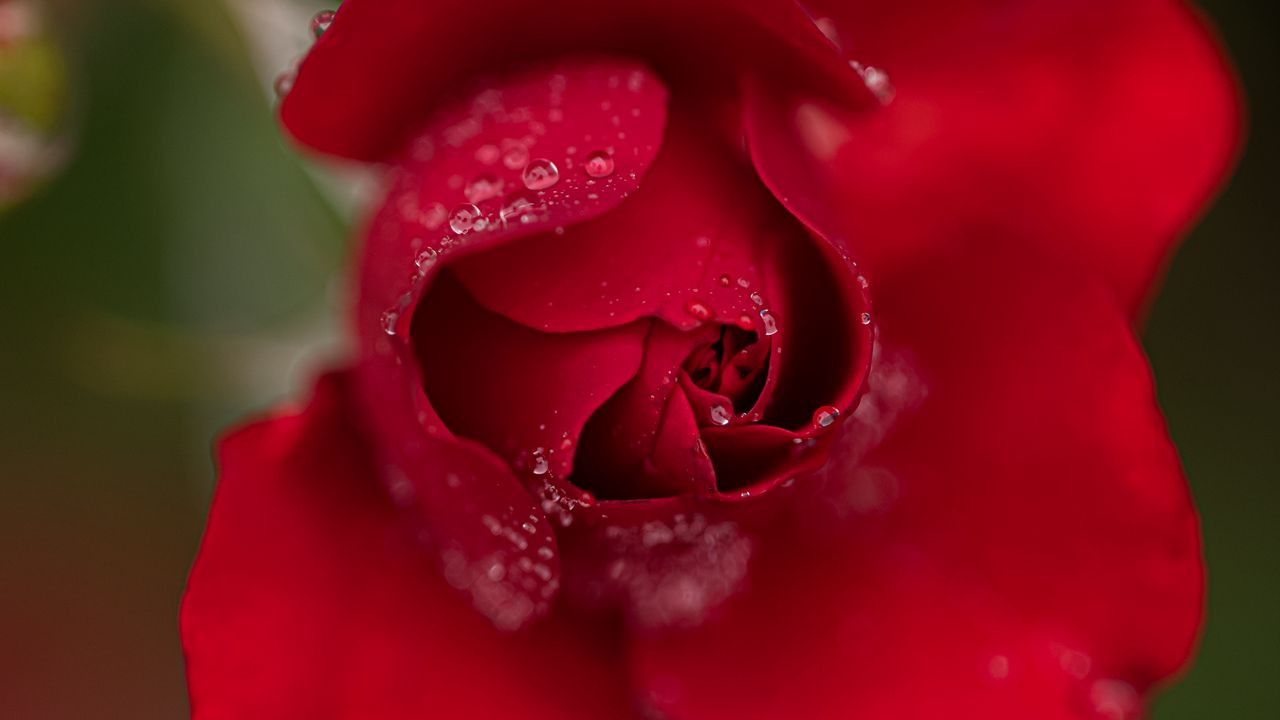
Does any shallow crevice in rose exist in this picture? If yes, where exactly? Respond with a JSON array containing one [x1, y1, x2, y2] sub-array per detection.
[[414, 270, 648, 481]]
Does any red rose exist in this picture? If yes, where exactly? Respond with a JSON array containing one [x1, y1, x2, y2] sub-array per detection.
[[181, 1, 1240, 718]]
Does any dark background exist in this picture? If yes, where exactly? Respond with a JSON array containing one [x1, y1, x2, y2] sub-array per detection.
[[0, 0, 1275, 716]]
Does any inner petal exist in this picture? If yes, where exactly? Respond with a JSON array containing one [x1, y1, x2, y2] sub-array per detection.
[[413, 271, 648, 481], [572, 321, 719, 500]]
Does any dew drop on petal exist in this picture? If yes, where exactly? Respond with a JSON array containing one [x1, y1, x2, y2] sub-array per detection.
[[449, 203, 482, 234], [529, 450, 550, 476], [522, 159, 561, 190], [500, 192, 538, 223], [273, 71, 295, 99], [850, 61, 896, 104], [583, 150, 615, 178], [710, 404, 732, 426], [465, 173, 503, 202], [717, 274, 732, 287], [415, 248, 438, 270], [1090, 679, 1141, 720], [422, 202, 448, 230], [685, 299, 714, 321], [474, 144, 500, 165], [759, 309, 778, 336], [812, 405, 840, 429], [988, 655, 1010, 680], [380, 309, 399, 336], [749, 291, 764, 306], [860, 311, 872, 325], [310, 10, 336, 39], [502, 143, 531, 170]]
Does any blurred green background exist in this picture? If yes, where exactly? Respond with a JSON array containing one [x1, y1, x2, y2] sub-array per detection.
[[0, 0, 1274, 717]]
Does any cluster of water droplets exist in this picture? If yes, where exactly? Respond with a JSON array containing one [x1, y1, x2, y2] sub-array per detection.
[[272, 9, 337, 100], [380, 135, 633, 337], [598, 513, 754, 628], [985, 644, 1142, 720], [443, 504, 560, 630]]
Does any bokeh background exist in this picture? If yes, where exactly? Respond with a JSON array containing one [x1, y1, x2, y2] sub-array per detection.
[[0, 0, 1275, 717]]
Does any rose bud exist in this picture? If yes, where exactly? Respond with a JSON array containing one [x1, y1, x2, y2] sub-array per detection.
[[182, 2, 1240, 719]]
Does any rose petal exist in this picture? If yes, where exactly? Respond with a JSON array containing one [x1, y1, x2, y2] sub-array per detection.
[[349, 59, 671, 620], [447, 104, 785, 337], [181, 373, 634, 718], [573, 321, 719, 499], [746, 0, 1240, 320], [282, 0, 863, 161], [414, 271, 648, 479], [629, 241, 1202, 718]]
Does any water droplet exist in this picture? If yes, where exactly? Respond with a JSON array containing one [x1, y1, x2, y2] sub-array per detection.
[[449, 203, 481, 234], [529, 450, 550, 476], [465, 173, 503, 202], [717, 275, 732, 287], [310, 10, 335, 39], [421, 202, 447, 230], [502, 143, 530, 170], [812, 405, 840, 429], [415, 248, 438, 270], [1090, 679, 1140, 720], [684, 299, 714, 321], [380, 309, 399, 336], [522, 159, 560, 190], [860, 312, 872, 325], [474, 144, 500, 165], [496, 190, 537, 224], [583, 150, 615, 178], [759, 309, 778, 336], [537, 546, 554, 560], [710, 404, 732, 426], [850, 61, 895, 104], [988, 655, 1010, 680], [273, 71, 295, 99], [749, 291, 764, 306]]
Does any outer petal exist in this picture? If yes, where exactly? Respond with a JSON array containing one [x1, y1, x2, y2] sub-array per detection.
[[351, 58, 670, 624], [747, 0, 1240, 319], [282, 0, 860, 161], [181, 373, 635, 719], [630, 241, 1202, 719]]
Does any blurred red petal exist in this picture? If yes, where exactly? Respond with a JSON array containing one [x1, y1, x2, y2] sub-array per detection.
[[746, 0, 1240, 320], [181, 373, 635, 718]]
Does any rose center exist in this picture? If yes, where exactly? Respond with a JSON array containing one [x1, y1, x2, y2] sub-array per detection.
[[681, 325, 769, 416]]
